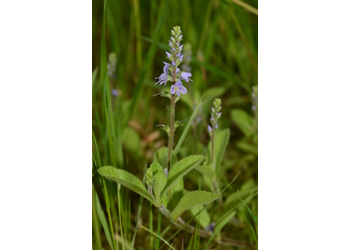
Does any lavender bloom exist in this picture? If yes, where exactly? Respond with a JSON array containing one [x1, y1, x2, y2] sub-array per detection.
[[170, 81, 187, 96], [155, 26, 191, 95], [208, 125, 213, 133], [180, 72, 192, 82], [205, 223, 216, 233], [111, 89, 118, 97], [155, 62, 170, 85], [165, 51, 172, 60]]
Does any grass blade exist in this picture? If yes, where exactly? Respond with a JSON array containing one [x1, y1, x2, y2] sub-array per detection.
[[93, 183, 115, 250], [139, 225, 176, 250], [122, 0, 173, 127], [173, 98, 203, 156], [231, 0, 258, 16]]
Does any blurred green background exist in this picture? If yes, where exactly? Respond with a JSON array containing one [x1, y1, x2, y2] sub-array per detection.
[[92, 0, 258, 249]]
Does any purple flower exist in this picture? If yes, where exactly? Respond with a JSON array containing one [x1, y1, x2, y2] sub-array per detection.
[[170, 80, 187, 96], [180, 71, 192, 82], [111, 89, 118, 97], [208, 125, 212, 133], [155, 62, 170, 85], [205, 223, 215, 233], [165, 51, 172, 60], [179, 44, 183, 51]]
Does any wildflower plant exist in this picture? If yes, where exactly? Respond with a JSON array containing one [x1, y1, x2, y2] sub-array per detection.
[[155, 26, 192, 173], [95, 26, 253, 248], [97, 26, 222, 224]]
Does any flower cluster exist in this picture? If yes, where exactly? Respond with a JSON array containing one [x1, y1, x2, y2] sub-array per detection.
[[155, 26, 192, 96], [208, 98, 222, 133]]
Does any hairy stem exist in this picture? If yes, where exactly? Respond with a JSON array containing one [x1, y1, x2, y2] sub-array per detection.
[[211, 129, 215, 169], [167, 55, 178, 171], [167, 94, 175, 171]]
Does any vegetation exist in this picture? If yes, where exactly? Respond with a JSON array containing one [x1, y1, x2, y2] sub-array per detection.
[[92, 0, 258, 249]]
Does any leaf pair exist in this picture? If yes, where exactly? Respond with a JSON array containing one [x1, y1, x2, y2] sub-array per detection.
[[97, 155, 206, 207], [97, 155, 222, 221]]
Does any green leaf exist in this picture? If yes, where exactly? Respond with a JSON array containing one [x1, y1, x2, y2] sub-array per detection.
[[160, 155, 205, 198], [236, 140, 258, 154], [190, 204, 211, 228], [150, 161, 163, 175], [153, 171, 167, 206], [92, 67, 99, 87], [230, 109, 255, 137], [169, 178, 183, 209], [122, 127, 141, 156], [97, 166, 154, 204], [224, 187, 258, 211], [209, 129, 230, 172], [173, 98, 203, 156], [203, 87, 226, 104], [170, 191, 221, 221], [195, 165, 215, 178]]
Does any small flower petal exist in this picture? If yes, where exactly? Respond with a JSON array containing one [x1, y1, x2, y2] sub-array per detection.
[[163, 62, 170, 74], [165, 51, 172, 60], [111, 89, 118, 97], [179, 84, 187, 95], [178, 54, 184, 62], [208, 125, 212, 133], [180, 71, 192, 82], [170, 85, 175, 95]]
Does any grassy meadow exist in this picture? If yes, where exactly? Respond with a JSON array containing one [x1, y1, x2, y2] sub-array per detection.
[[92, 0, 258, 249]]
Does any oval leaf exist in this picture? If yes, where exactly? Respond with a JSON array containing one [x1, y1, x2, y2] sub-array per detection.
[[97, 166, 154, 204], [160, 155, 205, 199], [230, 109, 255, 137], [170, 191, 221, 221], [209, 129, 230, 172], [153, 171, 167, 206], [190, 204, 211, 228]]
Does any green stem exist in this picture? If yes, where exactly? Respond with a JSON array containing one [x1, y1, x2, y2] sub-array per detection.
[[168, 62, 177, 172], [133, 0, 142, 69]]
